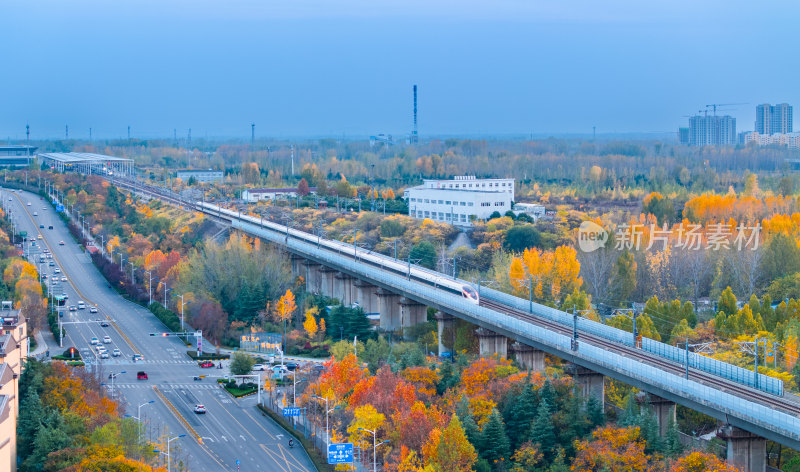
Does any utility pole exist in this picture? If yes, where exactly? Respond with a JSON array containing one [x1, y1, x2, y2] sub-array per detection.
[[251, 123, 255, 148]]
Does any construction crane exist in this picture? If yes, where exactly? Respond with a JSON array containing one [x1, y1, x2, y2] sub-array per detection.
[[705, 103, 748, 116]]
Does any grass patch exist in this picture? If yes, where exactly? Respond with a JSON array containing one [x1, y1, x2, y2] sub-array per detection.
[[186, 351, 229, 361], [223, 385, 258, 398], [65, 361, 85, 367], [257, 404, 334, 472]]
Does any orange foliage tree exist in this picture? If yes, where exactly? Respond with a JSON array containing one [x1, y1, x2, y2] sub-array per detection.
[[669, 452, 741, 472], [572, 426, 652, 472]]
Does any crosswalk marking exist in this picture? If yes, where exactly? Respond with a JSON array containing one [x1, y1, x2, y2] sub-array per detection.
[[115, 383, 220, 390]]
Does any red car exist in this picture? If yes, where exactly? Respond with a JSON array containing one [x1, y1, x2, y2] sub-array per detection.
[[199, 361, 215, 368], [137, 371, 148, 380]]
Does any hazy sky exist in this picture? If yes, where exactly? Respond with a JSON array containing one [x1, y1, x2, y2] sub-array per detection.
[[3, 0, 798, 140]]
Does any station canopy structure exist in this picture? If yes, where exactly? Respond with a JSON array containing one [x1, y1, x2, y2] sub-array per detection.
[[37, 152, 134, 177]]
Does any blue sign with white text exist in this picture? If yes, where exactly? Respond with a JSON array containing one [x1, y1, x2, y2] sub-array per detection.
[[327, 443, 353, 464], [282, 407, 301, 417], [56, 204, 64, 212]]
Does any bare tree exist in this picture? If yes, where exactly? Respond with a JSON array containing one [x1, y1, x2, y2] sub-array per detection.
[[577, 247, 616, 303], [726, 245, 763, 299]]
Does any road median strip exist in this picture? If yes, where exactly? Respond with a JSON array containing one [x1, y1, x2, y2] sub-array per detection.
[[152, 385, 203, 444]]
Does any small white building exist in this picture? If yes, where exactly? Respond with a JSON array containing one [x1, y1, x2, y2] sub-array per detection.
[[176, 169, 223, 183], [242, 187, 316, 202], [404, 176, 514, 226], [513, 203, 546, 220]]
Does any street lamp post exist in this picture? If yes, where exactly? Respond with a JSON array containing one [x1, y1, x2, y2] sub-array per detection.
[[289, 371, 307, 406], [145, 271, 156, 305], [358, 427, 389, 472], [154, 434, 185, 472], [311, 395, 341, 449], [176, 294, 191, 332], [107, 371, 126, 398]]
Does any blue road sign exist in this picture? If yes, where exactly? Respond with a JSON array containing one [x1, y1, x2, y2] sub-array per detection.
[[56, 204, 64, 212], [235, 459, 240, 465], [327, 443, 354, 464], [282, 407, 301, 417]]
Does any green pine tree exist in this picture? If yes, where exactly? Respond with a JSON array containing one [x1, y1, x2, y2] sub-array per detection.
[[456, 396, 481, 447], [548, 448, 570, 472], [665, 418, 684, 457], [479, 409, 511, 470], [528, 400, 556, 461], [502, 381, 538, 450], [586, 396, 605, 429], [539, 380, 555, 409], [562, 389, 589, 448]]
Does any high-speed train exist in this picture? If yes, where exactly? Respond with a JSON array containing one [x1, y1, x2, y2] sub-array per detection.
[[196, 202, 480, 305]]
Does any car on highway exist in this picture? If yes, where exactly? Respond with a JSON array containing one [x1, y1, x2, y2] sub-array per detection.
[[136, 371, 148, 380], [61, 293, 68, 299], [58, 241, 65, 245], [132, 354, 144, 362], [77, 301, 85, 310], [99, 320, 109, 327], [37, 235, 42, 239], [42, 274, 47, 280], [103, 335, 111, 344], [112, 349, 121, 357], [54, 268, 61, 274], [100, 351, 109, 359], [198, 361, 215, 368], [90, 337, 99, 345], [33, 212, 38, 216], [39, 224, 44, 229], [89, 306, 98, 313], [68, 305, 76, 311], [48, 225, 53, 230], [95, 345, 106, 353], [48, 261, 55, 266], [41, 207, 46, 210], [193, 404, 207, 414], [61, 276, 67, 282], [252, 364, 267, 371], [285, 362, 298, 371], [26, 202, 30, 206]]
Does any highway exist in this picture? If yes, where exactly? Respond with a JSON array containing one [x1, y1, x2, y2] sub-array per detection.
[[2, 188, 315, 472]]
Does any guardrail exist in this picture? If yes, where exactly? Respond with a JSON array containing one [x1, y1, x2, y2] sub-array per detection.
[[234, 218, 800, 449], [478, 286, 783, 396]]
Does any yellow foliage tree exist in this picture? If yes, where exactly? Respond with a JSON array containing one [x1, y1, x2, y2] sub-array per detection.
[[276, 289, 297, 322], [304, 307, 319, 338]]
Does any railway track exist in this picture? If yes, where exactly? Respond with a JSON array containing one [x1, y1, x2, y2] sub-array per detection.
[[113, 176, 800, 419], [481, 299, 800, 417]]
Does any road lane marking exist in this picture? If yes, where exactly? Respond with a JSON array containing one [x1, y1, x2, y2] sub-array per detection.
[[11, 190, 142, 356], [152, 385, 203, 444]]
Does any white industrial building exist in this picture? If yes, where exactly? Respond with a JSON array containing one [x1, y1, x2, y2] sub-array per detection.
[[404, 176, 514, 226], [176, 169, 223, 183], [242, 187, 316, 202]]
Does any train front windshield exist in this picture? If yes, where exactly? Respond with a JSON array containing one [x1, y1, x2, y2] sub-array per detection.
[[462, 285, 479, 301]]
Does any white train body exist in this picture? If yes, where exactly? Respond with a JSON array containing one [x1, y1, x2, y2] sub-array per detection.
[[197, 202, 479, 305]]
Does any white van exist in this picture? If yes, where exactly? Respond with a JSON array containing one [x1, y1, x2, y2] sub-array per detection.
[[77, 301, 85, 310]]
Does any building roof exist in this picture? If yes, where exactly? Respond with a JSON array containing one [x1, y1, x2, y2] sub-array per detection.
[[0, 145, 37, 152], [37, 152, 133, 164], [0, 364, 12, 387], [0, 335, 11, 355], [0, 308, 23, 330], [245, 187, 316, 194]]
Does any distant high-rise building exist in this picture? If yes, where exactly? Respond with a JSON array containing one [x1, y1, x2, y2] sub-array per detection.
[[678, 127, 689, 145], [755, 103, 793, 135], [688, 114, 736, 146]]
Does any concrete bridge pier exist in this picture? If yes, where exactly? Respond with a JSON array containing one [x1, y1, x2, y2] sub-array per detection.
[[572, 366, 605, 408], [290, 254, 305, 280], [717, 425, 766, 472], [510, 342, 545, 372], [304, 261, 321, 294], [335, 272, 354, 306], [640, 393, 676, 437], [353, 280, 378, 315], [436, 311, 455, 356], [476, 328, 508, 359], [319, 266, 337, 299], [377, 288, 402, 331], [399, 297, 426, 333]]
